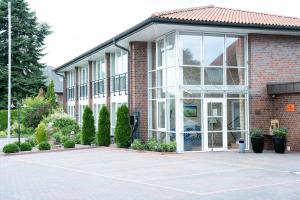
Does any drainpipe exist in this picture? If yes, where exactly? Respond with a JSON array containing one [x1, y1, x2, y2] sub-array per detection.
[[113, 38, 131, 112]]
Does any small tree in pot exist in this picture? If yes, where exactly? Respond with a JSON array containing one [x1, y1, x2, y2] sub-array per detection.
[[250, 128, 264, 153], [272, 128, 288, 154]]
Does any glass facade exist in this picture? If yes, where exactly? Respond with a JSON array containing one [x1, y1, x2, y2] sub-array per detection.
[[149, 31, 248, 152]]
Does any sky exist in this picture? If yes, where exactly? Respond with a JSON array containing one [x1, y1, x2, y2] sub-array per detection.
[[25, 0, 300, 68]]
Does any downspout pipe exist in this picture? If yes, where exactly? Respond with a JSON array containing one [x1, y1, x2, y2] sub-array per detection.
[[113, 38, 131, 112]]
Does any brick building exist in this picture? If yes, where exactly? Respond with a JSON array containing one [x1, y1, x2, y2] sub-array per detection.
[[55, 6, 300, 152]]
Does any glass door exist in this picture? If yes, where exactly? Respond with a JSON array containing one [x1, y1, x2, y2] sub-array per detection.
[[204, 98, 227, 151]]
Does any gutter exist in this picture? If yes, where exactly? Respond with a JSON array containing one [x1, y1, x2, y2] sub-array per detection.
[[55, 17, 300, 72], [113, 39, 131, 112]]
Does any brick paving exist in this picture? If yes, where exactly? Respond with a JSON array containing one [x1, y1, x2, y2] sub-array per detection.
[[1, 148, 300, 200]]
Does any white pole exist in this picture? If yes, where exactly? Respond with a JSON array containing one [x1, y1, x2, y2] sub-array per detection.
[[7, 2, 11, 144]]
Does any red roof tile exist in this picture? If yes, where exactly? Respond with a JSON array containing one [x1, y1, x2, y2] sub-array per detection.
[[152, 5, 300, 28]]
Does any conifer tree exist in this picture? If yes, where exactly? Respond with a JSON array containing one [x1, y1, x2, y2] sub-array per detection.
[[81, 106, 95, 145], [114, 104, 131, 148], [45, 80, 56, 107], [97, 105, 110, 146]]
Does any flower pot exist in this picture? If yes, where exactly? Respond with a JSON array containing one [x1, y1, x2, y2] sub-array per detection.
[[272, 136, 286, 154], [251, 136, 264, 153]]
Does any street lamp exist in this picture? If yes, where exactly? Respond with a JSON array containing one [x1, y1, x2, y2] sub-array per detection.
[[11, 99, 21, 146]]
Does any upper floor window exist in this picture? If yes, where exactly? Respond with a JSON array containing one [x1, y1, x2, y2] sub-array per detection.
[[111, 51, 128, 94], [79, 66, 88, 99], [93, 58, 105, 97], [67, 71, 75, 100]]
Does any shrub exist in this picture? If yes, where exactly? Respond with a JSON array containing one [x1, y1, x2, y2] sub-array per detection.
[[21, 97, 52, 128], [45, 80, 56, 108], [3, 143, 19, 153], [25, 137, 36, 147], [97, 105, 111, 146], [0, 131, 6, 137], [38, 141, 51, 150], [35, 122, 48, 144], [160, 142, 177, 152], [81, 106, 95, 145], [0, 110, 18, 131], [75, 132, 82, 144], [145, 138, 159, 151], [273, 128, 288, 138], [130, 139, 145, 150], [61, 135, 69, 144], [20, 142, 32, 151], [64, 140, 75, 148], [250, 128, 263, 138], [114, 104, 131, 148], [52, 132, 61, 144]]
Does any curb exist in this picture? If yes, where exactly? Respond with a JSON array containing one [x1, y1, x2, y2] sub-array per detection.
[[102, 146, 177, 155], [1, 146, 96, 157]]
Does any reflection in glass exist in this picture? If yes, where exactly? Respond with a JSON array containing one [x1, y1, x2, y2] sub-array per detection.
[[208, 117, 222, 131], [227, 99, 245, 131], [181, 34, 201, 65], [208, 132, 223, 148], [183, 99, 201, 132], [184, 132, 203, 151], [204, 68, 223, 85], [157, 69, 166, 87], [227, 68, 245, 85], [228, 131, 245, 149], [226, 36, 244, 67], [157, 39, 165, 67], [167, 67, 176, 87], [204, 35, 224, 67], [158, 101, 165, 129], [167, 99, 176, 131], [208, 102, 222, 116], [166, 33, 176, 67], [183, 67, 201, 85]]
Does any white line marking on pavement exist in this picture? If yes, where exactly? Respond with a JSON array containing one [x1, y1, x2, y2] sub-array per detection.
[[8, 156, 300, 197]]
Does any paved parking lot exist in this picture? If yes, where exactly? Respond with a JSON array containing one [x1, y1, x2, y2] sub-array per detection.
[[1, 148, 300, 200]]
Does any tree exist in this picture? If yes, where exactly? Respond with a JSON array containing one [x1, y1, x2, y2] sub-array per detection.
[[114, 104, 131, 148], [0, 0, 51, 109], [81, 106, 95, 145], [45, 80, 56, 107], [97, 105, 110, 146]]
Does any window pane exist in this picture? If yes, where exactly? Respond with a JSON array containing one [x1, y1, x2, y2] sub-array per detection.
[[166, 33, 176, 67], [227, 68, 245, 85], [167, 87, 175, 98], [157, 39, 165, 67], [228, 131, 245, 149], [226, 36, 244, 67], [183, 99, 201, 132], [183, 67, 201, 85], [227, 99, 246, 131], [150, 100, 157, 130], [157, 88, 166, 98], [158, 101, 165, 129], [167, 99, 176, 131], [184, 132, 203, 151], [204, 35, 224, 67], [157, 69, 166, 87], [204, 68, 223, 85], [167, 67, 176, 87], [181, 34, 201, 65]]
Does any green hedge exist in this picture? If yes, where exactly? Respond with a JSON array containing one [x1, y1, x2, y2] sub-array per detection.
[[0, 110, 18, 131]]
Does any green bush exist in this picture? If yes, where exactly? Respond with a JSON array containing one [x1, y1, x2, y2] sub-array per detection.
[[25, 137, 36, 147], [97, 105, 111, 146], [52, 132, 61, 144], [273, 128, 288, 138], [145, 138, 159, 151], [81, 106, 95, 145], [38, 141, 51, 150], [0, 110, 18, 131], [114, 104, 131, 148], [20, 142, 32, 151], [21, 97, 52, 128], [75, 132, 82, 144], [63, 140, 75, 148], [61, 135, 69, 144], [35, 122, 47, 144], [160, 142, 177, 152], [3, 143, 20, 153], [130, 139, 145, 150], [0, 131, 6, 137], [250, 128, 263, 138]]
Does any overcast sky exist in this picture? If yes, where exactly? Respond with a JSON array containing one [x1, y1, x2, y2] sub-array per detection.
[[26, 0, 300, 68]]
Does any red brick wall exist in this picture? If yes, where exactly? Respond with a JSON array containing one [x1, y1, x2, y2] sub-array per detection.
[[75, 67, 79, 123], [129, 42, 148, 141], [105, 53, 111, 110], [249, 34, 300, 150], [88, 61, 93, 108]]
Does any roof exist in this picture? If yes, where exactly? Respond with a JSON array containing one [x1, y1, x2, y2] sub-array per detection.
[[152, 5, 300, 28], [55, 5, 300, 72], [43, 66, 63, 93]]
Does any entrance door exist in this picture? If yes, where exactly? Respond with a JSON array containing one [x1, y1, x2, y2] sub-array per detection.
[[204, 98, 227, 151]]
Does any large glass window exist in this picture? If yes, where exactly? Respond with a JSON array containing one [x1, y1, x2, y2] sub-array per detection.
[[181, 34, 201, 66], [157, 39, 165, 68], [203, 35, 224, 67], [157, 101, 166, 129]]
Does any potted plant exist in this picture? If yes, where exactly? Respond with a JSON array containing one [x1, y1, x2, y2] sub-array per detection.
[[272, 128, 288, 153], [250, 128, 264, 153]]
